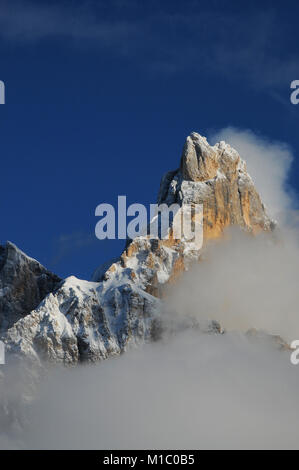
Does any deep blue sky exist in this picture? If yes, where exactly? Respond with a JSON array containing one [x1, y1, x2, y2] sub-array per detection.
[[0, 0, 299, 279]]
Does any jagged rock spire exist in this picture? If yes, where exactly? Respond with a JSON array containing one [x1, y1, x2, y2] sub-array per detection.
[[180, 132, 220, 181]]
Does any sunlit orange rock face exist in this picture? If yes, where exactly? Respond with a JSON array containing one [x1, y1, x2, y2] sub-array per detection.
[[179, 133, 271, 240], [101, 132, 273, 297]]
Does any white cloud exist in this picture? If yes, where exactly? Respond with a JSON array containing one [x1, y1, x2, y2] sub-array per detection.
[[165, 228, 299, 342], [210, 127, 295, 220], [2, 331, 299, 449]]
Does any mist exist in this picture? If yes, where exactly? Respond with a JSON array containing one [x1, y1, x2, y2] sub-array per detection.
[[165, 228, 299, 342], [2, 229, 299, 450], [1, 330, 298, 450]]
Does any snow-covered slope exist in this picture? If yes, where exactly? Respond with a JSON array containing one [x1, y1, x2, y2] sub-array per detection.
[[4, 275, 160, 364]]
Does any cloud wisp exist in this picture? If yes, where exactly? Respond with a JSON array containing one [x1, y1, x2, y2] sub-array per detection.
[[0, 1, 298, 93], [51, 231, 97, 266], [210, 127, 296, 220]]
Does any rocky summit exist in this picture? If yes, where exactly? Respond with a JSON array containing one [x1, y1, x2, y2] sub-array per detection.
[[0, 132, 274, 365]]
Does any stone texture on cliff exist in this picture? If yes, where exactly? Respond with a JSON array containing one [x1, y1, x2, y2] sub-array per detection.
[[180, 133, 219, 181], [4, 276, 160, 364], [0, 242, 61, 332]]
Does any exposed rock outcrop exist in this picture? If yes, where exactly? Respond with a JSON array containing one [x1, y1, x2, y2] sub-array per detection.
[[0, 242, 61, 332], [4, 276, 160, 364]]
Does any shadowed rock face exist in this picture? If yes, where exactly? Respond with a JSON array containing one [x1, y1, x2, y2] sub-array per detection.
[[0, 242, 61, 332]]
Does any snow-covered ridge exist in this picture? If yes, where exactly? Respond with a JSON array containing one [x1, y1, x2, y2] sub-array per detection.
[[4, 275, 160, 364]]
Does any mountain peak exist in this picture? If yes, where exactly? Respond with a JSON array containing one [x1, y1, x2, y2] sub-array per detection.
[[1, 132, 274, 365], [180, 132, 242, 182]]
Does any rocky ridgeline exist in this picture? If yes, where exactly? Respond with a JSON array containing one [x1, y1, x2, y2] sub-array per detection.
[[0, 242, 61, 333], [0, 132, 274, 366]]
